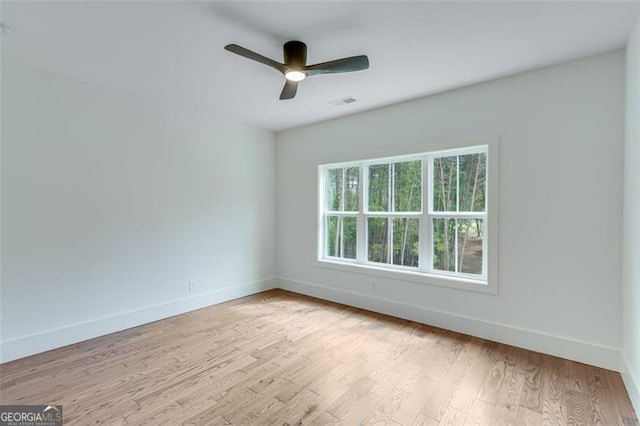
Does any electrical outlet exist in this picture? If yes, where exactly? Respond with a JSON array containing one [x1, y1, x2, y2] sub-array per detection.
[[371, 282, 378, 291], [188, 281, 196, 291]]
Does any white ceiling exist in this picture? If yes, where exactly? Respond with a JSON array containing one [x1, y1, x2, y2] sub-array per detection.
[[2, 1, 640, 132]]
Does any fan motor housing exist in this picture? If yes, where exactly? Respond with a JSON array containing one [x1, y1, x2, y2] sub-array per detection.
[[284, 41, 307, 68]]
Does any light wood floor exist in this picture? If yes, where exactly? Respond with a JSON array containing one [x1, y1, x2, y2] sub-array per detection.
[[1, 290, 637, 425]]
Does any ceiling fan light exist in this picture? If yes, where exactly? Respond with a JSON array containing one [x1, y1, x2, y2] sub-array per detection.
[[285, 70, 306, 82]]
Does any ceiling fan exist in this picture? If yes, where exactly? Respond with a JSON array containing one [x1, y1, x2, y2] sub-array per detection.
[[224, 41, 369, 100]]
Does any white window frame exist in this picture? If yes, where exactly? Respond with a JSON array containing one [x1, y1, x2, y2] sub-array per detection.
[[316, 142, 498, 294]]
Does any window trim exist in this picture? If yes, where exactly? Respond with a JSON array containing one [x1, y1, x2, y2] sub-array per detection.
[[316, 141, 499, 295]]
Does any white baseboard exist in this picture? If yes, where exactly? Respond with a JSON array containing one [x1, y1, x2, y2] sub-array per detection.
[[621, 354, 640, 417], [0, 278, 277, 364], [1, 276, 624, 374], [277, 277, 620, 371]]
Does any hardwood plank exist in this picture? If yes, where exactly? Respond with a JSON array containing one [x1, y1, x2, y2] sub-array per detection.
[[605, 369, 639, 423], [515, 406, 543, 426], [333, 391, 383, 425], [438, 407, 467, 426], [447, 336, 483, 378], [363, 386, 410, 424], [413, 413, 440, 426], [275, 357, 335, 403], [392, 377, 438, 425], [308, 410, 340, 425], [491, 404, 520, 426], [541, 355, 566, 425], [450, 344, 492, 413], [370, 368, 405, 397], [265, 388, 328, 425], [490, 369, 525, 426], [520, 355, 544, 413], [223, 396, 284, 425], [421, 376, 462, 421], [589, 369, 626, 425], [324, 376, 376, 420], [278, 385, 348, 425], [565, 389, 594, 426], [477, 359, 506, 404], [464, 398, 495, 426]]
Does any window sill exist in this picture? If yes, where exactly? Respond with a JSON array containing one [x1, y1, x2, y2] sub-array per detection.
[[314, 259, 497, 295]]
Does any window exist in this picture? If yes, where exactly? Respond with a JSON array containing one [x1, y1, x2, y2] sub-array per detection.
[[325, 166, 359, 260], [317, 144, 497, 293], [365, 160, 422, 267]]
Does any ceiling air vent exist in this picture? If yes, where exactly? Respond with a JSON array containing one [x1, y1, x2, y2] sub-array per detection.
[[329, 96, 357, 106]]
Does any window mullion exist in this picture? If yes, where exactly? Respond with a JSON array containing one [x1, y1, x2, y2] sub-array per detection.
[[340, 168, 345, 212], [388, 163, 394, 264], [429, 212, 486, 219], [339, 216, 344, 258], [357, 164, 366, 263], [454, 218, 459, 273], [482, 219, 488, 279], [324, 214, 328, 258], [421, 156, 430, 272], [454, 156, 460, 273], [319, 167, 326, 259], [456, 155, 460, 213], [387, 216, 393, 265], [390, 162, 394, 213]]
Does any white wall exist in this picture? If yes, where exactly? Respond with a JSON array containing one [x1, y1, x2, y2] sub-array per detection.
[[0, 57, 277, 362], [623, 15, 640, 414], [277, 51, 625, 370]]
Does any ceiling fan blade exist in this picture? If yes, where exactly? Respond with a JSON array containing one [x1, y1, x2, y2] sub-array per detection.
[[280, 80, 298, 100], [224, 44, 286, 74], [305, 55, 369, 76]]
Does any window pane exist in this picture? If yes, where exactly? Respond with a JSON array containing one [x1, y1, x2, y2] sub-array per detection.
[[327, 216, 339, 257], [342, 217, 357, 259], [393, 218, 419, 267], [326, 216, 357, 259], [459, 153, 486, 212], [458, 219, 483, 275], [327, 169, 341, 211], [344, 167, 359, 211], [368, 164, 389, 212], [394, 160, 422, 212], [367, 217, 389, 263], [432, 218, 455, 272], [433, 156, 457, 212], [327, 167, 359, 212]]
